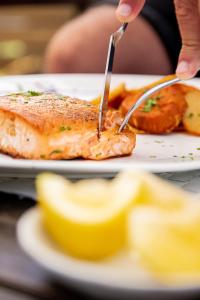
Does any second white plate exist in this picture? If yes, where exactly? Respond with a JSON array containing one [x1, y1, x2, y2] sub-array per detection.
[[17, 208, 200, 299]]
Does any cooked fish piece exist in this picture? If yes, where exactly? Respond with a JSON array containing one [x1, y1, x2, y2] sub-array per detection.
[[0, 92, 135, 160]]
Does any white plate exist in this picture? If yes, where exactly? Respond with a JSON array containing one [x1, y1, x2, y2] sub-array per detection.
[[17, 208, 200, 299], [1, 73, 200, 177]]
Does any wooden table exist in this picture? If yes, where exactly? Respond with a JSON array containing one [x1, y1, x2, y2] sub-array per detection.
[[0, 192, 100, 300]]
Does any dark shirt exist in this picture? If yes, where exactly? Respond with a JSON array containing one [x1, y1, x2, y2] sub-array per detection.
[[141, 0, 181, 69], [91, 0, 181, 70]]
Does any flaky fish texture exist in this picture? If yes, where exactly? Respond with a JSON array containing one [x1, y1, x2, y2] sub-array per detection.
[[0, 92, 135, 160]]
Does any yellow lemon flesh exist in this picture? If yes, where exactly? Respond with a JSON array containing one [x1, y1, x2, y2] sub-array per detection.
[[116, 171, 188, 210], [129, 203, 200, 279], [36, 173, 141, 260]]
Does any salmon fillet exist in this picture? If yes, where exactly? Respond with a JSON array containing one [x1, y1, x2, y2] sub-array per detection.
[[0, 92, 135, 160]]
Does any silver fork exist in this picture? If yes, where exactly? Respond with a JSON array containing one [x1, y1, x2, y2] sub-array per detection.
[[98, 23, 128, 137], [118, 76, 181, 133]]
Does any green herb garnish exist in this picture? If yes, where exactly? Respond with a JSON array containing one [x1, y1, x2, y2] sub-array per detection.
[[95, 153, 102, 158], [143, 98, 157, 112], [154, 140, 163, 144], [197, 148, 200, 150], [27, 90, 42, 96], [155, 95, 161, 100], [50, 149, 63, 156], [188, 113, 194, 119], [9, 91, 42, 98], [59, 126, 72, 132]]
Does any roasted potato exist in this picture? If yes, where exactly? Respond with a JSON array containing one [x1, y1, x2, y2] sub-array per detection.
[[183, 90, 200, 135], [92, 83, 128, 109], [178, 83, 197, 95], [92, 75, 200, 136], [92, 75, 179, 108], [120, 85, 187, 134], [127, 74, 177, 95]]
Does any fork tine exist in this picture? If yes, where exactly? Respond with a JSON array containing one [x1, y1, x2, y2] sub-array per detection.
[[118, 77, 181, 133]]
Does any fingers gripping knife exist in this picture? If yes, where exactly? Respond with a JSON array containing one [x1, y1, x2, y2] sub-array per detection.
[[98, 23, 128, 137]]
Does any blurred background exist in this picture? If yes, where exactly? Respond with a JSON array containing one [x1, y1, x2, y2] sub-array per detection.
[[0, 0, 92, 75]]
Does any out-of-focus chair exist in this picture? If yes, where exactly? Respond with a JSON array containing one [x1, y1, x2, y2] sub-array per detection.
[[0, 1, 91, 75]]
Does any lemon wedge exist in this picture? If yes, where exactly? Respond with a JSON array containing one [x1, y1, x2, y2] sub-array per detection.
[[116, 171, 188, 210], [129, 203, 200, 279], [36, 173, 141, 260]]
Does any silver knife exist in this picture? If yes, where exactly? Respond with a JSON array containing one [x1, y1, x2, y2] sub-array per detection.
[[98, 22, 128, 137]]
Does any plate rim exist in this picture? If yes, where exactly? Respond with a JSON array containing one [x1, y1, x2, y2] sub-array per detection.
[[1, 73, 200, 175]]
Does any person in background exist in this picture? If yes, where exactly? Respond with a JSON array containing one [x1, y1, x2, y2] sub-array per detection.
[[45, 0, 199, 79]]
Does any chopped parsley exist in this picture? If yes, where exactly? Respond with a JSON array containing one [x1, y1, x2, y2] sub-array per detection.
[[95, 153, 102, 158], [50, 149, 63, 156], [59, 126, 72, 132], [188, 112, 194, 119], [143, 98, 157, 112], [8, 90, 42, 98], [197, 148, 200, 150], [27, 90, 42, 96], [154, 140, 163, 144], [155, 95, 161, 100], [60, 96, 66, 100]]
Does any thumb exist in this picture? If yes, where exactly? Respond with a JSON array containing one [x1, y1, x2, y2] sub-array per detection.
[[116, 0, 145, 22], [175, 0, 200, 79]]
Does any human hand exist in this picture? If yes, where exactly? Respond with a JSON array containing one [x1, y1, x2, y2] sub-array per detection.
[[174, 0, 200, 79], [116, 0, 200, 79], [116, 0, 145, 23]]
